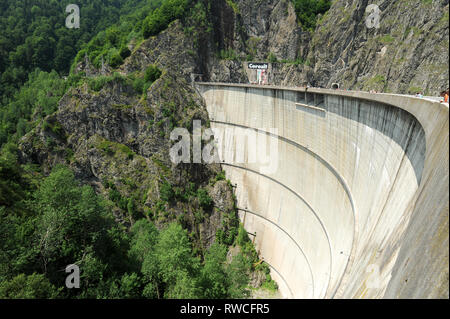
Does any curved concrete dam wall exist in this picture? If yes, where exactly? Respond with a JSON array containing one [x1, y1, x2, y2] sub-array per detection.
[[197, 83, 449, 299]]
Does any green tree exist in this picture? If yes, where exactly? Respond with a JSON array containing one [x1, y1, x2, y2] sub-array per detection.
[[200, 243, 228, 298], [164, 271, 201, 299], [0, 273, 59, 298], [236, 223, 249, 247], [0, 147, 28, 207], [225, 253, 250, 298], [129, 219, 161, 298], [0, 0, 151, 101], [142, 0, 190, 38], [156, 222, 201, 297], [34, 166, 120, 293], [197, 188, 213, 210], [159, 180, 174, 202], [105, 273, 143, 299], [156, 222, 200, 282]]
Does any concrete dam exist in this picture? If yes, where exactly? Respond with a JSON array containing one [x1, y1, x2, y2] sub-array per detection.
[[197, 83, 449, 299]]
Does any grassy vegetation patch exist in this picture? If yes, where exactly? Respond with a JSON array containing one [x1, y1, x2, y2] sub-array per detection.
[[292, 0, 332, 31], [97, 138, 136, 160]]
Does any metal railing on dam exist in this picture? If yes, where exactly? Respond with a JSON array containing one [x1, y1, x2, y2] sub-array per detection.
[[196, 82, 449, 299]]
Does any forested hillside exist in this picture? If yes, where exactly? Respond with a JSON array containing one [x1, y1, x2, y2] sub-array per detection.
[[0, 0, 278, 299], [0, 0, 165, 146], [0, 0, 151, 98], [0, 159, 265, 298]]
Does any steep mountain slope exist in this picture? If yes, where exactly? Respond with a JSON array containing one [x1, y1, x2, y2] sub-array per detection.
[[308, 0, 449, 94], [69, 0, 449, 94], [18, 70, 238, 253], [14, 3, 276, 296], [181, 0, 449, 94]]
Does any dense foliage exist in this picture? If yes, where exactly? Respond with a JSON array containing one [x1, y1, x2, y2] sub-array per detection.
[[0, 0, 150, 101], [0, 70, 77, 146], [72, 0, 195, 71], [142, 0, 191, 38], [0, 0, 154, 147], [71, 0, 165, 70], [0, 155, 260, 298], [0, 0, 198, 149]]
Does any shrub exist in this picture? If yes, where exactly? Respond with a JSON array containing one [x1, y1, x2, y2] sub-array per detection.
[[109, 53, 124, 68], [218, 48, 239, 60], [109, 188, 122, 203], [236, 224, 249, 247], [144, 65, 162, 83], [267, 52, 278, 63], [132, 77, 145, 94], [119, 46, 131, 59], [197, 188, 213, 210], [88, 76, 112, 91], [160, 180, 174, 202]]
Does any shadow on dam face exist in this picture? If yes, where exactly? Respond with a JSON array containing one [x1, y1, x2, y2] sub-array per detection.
[[198, 83, 449, 299], [219, 86, 426, 184]]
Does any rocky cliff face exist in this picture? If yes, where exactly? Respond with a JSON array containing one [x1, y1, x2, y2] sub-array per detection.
[[308, 0, 449, 94], [71, 0, 449, 93], [19, 70, 237, 254], [198, 0, 449, 95]]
